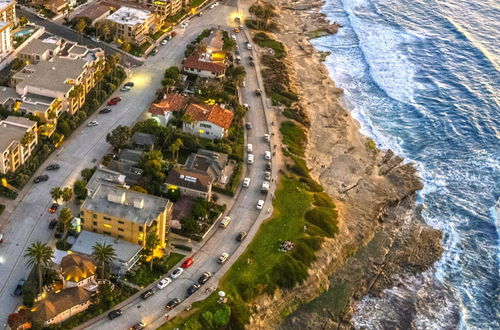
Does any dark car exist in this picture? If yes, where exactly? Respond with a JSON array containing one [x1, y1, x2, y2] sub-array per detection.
[[165, 298, 181, 310], [33, 175, 49, 183], [99, 108, 112, 114], [198, 272, 212, 285], [265, 162, 272, 171], [130, 322, 146, 330], [46, 164, 60, 171], [250, 61, 255, 67], [124, 82, 134, 87], [236, 231, 247, 242], [108, 309, 122, 320], [54, 231, 63, 239], [248, 55, 254, 61], [187, 283, 201, 296], [255, 89, 262, 96], [14, 278, 25, 296], [48, 203, 59, 213], [48, 219, 57, 229], [108, 97, 121, 105], [140, 289, 154, 300]]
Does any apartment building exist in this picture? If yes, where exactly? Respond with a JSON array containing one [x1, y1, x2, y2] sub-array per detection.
[[0, 0, 15, 61], [12, 41, 104, 115], [106, 6, 158, 46], [0, 0, 16, 26], [80, 183, 172, 248], [0, 116, 38, 174], [18, 36, 63, 64], [138, 0, 187, 17]]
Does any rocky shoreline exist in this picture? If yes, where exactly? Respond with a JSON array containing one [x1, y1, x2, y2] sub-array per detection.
[[246, 0, 443, 328]]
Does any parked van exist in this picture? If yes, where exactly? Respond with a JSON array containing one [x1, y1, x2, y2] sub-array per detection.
[[220, 216, 231, 228], [247, 144, 253, 153]]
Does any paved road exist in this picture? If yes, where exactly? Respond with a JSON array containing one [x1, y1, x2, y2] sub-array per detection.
[[17, 7, 144, 67]]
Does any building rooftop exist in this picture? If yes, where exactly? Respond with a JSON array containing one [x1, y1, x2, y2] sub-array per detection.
[[166, 168, 214, 193], [86, 166, 126, 197], [106, 6, 152, 26], [19, 37, 60, 56], [77, 3, 112, 22], [3, 115, 37, 128], [185, 149, 228, 178], [32, 286, 94, 322], [149, 93, 188, 115], [183, 52, 226, 73], [81, 183, 170, 225], [185, 103, 234, 129], [19, 93, 56, 114], [132, 132, 155, 147], [71, 230, 143, 264], [13, 56, 88, 94], [60, 253, 96, 283], [0, 86, 18, 105], [0, 0, 14, 12], [205, 29, 224, 52]]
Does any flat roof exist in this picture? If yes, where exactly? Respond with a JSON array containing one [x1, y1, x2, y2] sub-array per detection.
[[13, 56, 88, 94], [0, 0, 14, 12], [0, 117, 36, 151], [20, 38, 60, 56], [0, 86, 18, 105], [106, 6, 152, 26], [86, 166, 126, 194], [71, 230, 142, 264], [81, 183, 169, 225]]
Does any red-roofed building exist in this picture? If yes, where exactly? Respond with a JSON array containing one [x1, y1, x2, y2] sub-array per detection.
[[182, 52, 226, 79], [183, 103, 234, 139], [148, 93, 188, 125]]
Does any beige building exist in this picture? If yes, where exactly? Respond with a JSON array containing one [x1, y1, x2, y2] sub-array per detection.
[[138, 0, 187, 17], [18, 36, 63, 64], [80, 183, 172, 248], [0, 116, 38, 174], [0, 0, 15, 61], [12, 41, 104, 115], [106, 6, 158, 46]]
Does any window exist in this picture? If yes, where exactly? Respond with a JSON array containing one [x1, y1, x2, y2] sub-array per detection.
[[103, 224, 112, 229], [80, 211, 84, 216], [138, 240, 143, 245], [103, 216, 111, 221], [93, 229, 97, 233], [118, 220, 125, 224], [200, 123, 212, 129], [139, 226, 143, 231], [93, 221, 97, 226], [80, 218, 84, 223], [93, 214, 97, 219], [118, 228, 124, 232], [103, 231, 111, 235]]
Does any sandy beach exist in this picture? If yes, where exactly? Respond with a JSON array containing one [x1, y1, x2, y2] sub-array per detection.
[[244, 0, 443, 328]]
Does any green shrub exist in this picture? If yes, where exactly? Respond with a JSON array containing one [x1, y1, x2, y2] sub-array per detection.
[[313, 192, 336, 208], [271, 254, 308, 290], [305, 207, 338, 237], [280, 121, 306, 156], [301, 177, 324, 192], [55, 240, 71, 251], [213, 305, 231, 328], [173, 244, 192, 252], [290, 240, 316, 266]]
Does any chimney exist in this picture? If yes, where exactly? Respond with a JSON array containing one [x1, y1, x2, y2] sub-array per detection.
[[133, 198, 144, 209], [107, 191, 126, 204]]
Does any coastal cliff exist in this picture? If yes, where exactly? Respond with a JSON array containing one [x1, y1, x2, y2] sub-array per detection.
[[245, 0, 443, 328]]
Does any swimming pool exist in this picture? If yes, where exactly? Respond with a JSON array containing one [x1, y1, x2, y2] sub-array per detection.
[[13, 29, 34, 38]]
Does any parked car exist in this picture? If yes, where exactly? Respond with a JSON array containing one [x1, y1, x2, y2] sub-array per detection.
[[231, 34, 236, 41], [99, 108, 112, 114], [247, 143, 253, 153], [161, 39, 168, 45], [108, 309, 122, 320], [54, 231, 63, 239], [121, 85, 131, 92], [182, 257, 194, 269], [218, 252, 229, 264], [255, 88, 262, 95], [87, 121, 99, 127], [247, 154, 254, 164], [130, 321, 146, 330], [48, 219, 57, 229], [171, 31, 177, 37], [246, 43, 252, 50], [250, 61, 255, 67], [235, 49, 240, 55], [233, 28, 240, 33], [198, 272, 212, 285], [261, 181, 270, 193], [248, 55, 254, 61], [197, 11, 203, 16], [33, 175, 49, 183], [157, 277, 172, 289], [246, 122, 253, 129], [243, 103, 249, 109], [265, 151, 272, 160], [264, 171, 271, 180], [91, 37, 99, 43], [236, 231, 247, 242], [256, 200, 265, 210], [265, 162, 272, 171], [124, 82, 134, 87], [170, 267, 184, 279], [165, 298, 181, 310], [46, 164, 60, 171], [242, 177, 251, 187], [48, 203, 59, 213], [241, 80, 246, 87], [264, 134, 270, 142], [187, 283, 201, 295], [14, 278, 25, 296], [220, 216, 231, 228], [140, 289, 154, 299], [108, 97, 121, 105], [181, 21, 188, 28]]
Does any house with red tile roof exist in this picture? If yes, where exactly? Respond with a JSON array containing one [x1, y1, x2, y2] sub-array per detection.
[[148, 93, 188, 125], [182, 103, 234, 139], [182, 52, 226, 79]]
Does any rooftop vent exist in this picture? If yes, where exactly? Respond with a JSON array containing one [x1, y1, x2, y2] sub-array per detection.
[[133, 198, 144, 209], [107, 191, 126, 204]]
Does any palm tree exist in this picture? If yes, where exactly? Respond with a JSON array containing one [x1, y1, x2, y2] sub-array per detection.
[[75, 18, 87, 42], [61, 187, 73, 205], [50, 186, 63, 206], [168, 138, 183, 162], [24, 242, 54, 293], [92, 242, 116, 279], [58, 207, 73, 235]]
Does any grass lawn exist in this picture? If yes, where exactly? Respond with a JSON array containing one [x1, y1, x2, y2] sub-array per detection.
[[125, 252, 184, 287], [253, 32, 286, 59], [280, 121, 306, 156]]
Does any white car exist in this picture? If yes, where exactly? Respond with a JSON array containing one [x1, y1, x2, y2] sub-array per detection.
[[170, 267, 184, 279], [256, 200, 265, 210], [243, 103, 249, 109], [218, 252, 229, 264], [264, 134, 270, 142], [231, 35, 236, 41], [242, 177, 251, 187], [247, 154, 254, 164], [161, 39, 168, 45], [264, 171, 271, 180], [181, 22, 188, 28], [87, 121, 98, 127], [246, 43, 252, 50], [121, 86, 131, 92], [264, 151, 272, 160], [91, 37, 99, 43], [156, 277, 172, 289], [247, 144, 253, 153], [242, 80, 246, 87]]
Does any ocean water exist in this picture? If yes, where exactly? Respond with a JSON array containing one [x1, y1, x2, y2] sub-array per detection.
[[310, 0, 500, 328]]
